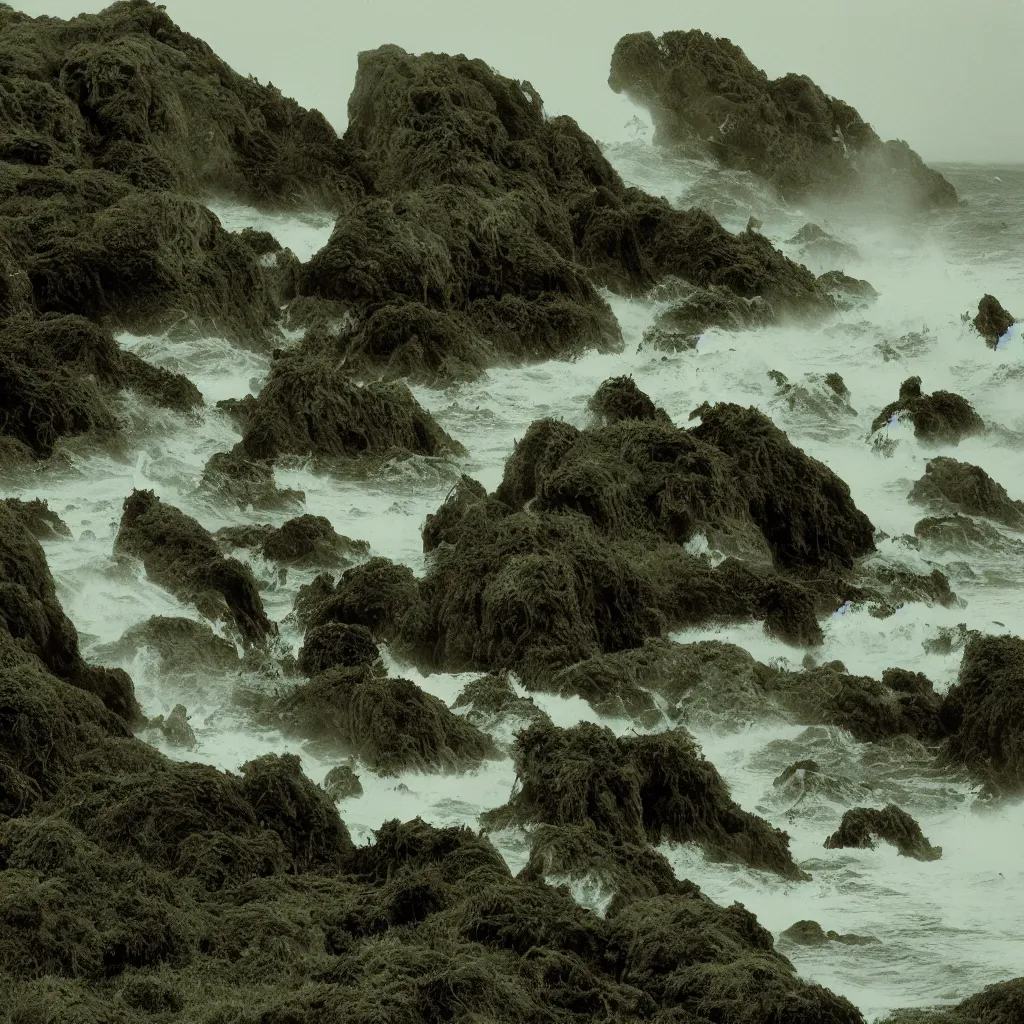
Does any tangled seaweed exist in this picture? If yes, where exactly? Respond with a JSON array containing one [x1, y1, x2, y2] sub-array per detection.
[[871, 377, 985, 445], [483, 721, 807, 879], [608, 29, 956, 211], [823, 805, 942, 861], [113, 489, 273, 645]]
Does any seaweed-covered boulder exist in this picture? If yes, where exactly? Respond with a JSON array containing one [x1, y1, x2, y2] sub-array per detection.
[[908, 457, 1024, 528], [780, 920, 877, 947], [824, 805, 942, 861], [879, 978, 1024, 1024], [451, 671, 553, 743], [0, 501, 139, 721], [483, 721, 807, 879], [608, 29, 957, 211], [236, 350, 462, 461], [296, 622, 379, 676], [640, 282, 775, 351], [767, 370, 858, 423], [589, 375, 672, 425], [0, 312, 201, 457], [0, 0, 361, 209], [913, 514, 1022, 554], [605, 893, 865, 1023], [198, 443, 306, 511], [972, 294, 1016, 347], [818, 270, 878, 309], [217, 515, 369, 569], [292, 42, 832, 385], [94, 615, 241, 676], [689, 402, 875, 569], [113, 490, 273, 644], [497, 395, 875, 573], [0, 497, 71, 539], [321, 762, 363, 801], [148, 703, 197, 750], [871, 377, 985, 444], [273, 665, 497, 776], [941, 633, 1024, 792], [305, 556, 422, 643]]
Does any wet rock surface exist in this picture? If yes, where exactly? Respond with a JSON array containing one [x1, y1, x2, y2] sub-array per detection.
[[113, 489, 274, 645], [608, 30, 957, 211], [972, 294, 1015, 347], [941, 633, 1024, 793], [780, 920, 878, 947], [824, 805, 942, 861], [871, 377, 985, 445], [909, 457, 1024, 529]]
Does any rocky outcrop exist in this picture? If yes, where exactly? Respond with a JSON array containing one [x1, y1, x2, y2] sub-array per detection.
[[972, 294, 1016, 347], [824, 805, 942, 861], [909, 457, 1024, 528], [608, 29, 957, 211], [871, 377, 985, 445]]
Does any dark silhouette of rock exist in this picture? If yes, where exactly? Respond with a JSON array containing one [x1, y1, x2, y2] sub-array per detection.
[[198, 443, 306, 511], [941, 633, 1024, 792], [818, 270, 878, 309], [113, 489, 273, 644], [236, 350, 462, 461], [483, 722, 808, 879], [0, 313, 201, 457], [451, 671, 553, 740], [879, 977, 1024, 1024], [95, 615, 240, 676], [824, 805, 942, 861], [148, 703, 197, 750], [296, 622, 380, 676], [780, 920, 878, 947], [973, 294, 1016, 347], [608, 30, 957, 211], [871, 377, 985, 444], [909, 457, 1024, 528], [768, 370, 858, 421], [0, 497, 71, 539], [273, 664, 497, 776]]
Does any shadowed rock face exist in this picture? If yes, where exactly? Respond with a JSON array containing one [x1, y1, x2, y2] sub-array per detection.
[[824, 804, 942, 861], [608, 30, 957, 211], [289, 42, 835, 387], [941, 633, 1024, 793], [871, 377, 985, 445], [973, 294, 1015, 347], [113, 489, 274, 645], [909, 457, 1024, 529]]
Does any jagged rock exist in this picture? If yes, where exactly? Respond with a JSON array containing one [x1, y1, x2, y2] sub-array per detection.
[[972, 294, 1015, 347], [199, 444, 306, 511], [0, 497, 71, 539], [321, 763, 363, 801], [941, 633, 1024, 792], [780, 920, 878, 947], [824, 805, 942, 860], [871, 377, 985, 444], [113, 489, 273, 645], [94, 615, 240, 676], [608, 29, 957, 211], [909, 457, 1024, 528]]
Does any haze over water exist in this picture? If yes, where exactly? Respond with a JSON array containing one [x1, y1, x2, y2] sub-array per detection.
[[2, 22, 1022, 1021]]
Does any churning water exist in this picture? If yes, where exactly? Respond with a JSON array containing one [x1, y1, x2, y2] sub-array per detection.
[[3, 132, 1023, 1020]]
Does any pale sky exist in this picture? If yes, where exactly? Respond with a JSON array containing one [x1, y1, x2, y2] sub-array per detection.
[[14, 0, 1024, 164]]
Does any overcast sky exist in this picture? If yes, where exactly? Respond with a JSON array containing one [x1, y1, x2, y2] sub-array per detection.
[[16, 0, 1024, 164]]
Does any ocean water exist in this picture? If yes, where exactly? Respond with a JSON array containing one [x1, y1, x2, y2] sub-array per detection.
[[4, 138, 1023, 1021]]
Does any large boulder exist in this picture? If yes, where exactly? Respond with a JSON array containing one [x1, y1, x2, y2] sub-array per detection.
[[941, 633, 1024, 792], [608, 29, 957, 211], [113, 489, 273, 645], [824, 805, 942, 861], [909, 457, 1024, 529], [972, 294, 1015, 347], [290, 43, 834, 386], [871, 377, 985, 445]]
